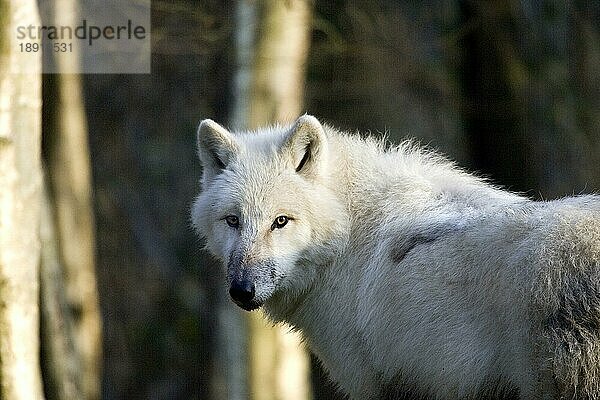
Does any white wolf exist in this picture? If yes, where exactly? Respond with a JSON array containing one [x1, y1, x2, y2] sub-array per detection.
[[191, 115, 600, 399]]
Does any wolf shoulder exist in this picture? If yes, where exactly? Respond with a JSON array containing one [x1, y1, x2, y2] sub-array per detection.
[[372, 193, 600, 284], [351, 193, 600, 330]]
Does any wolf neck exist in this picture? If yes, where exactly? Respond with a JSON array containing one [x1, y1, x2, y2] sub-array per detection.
[[322, 128, 521, 214]]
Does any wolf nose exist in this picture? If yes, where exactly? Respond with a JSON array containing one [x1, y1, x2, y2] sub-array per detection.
[[229, 279, 255, 303]]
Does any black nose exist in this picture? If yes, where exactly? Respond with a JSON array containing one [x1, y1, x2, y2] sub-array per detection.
[[229, 280, 255, 303]]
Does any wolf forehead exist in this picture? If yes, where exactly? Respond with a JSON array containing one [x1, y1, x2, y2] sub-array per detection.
[[195, 115, 329, 217], [199, 142, 309, 212], [208, 170, 311, 216]]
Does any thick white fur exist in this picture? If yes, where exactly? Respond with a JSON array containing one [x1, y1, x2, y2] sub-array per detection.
[[192, 115, 600, 399]]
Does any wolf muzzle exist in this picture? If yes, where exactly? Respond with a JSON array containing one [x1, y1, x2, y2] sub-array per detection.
[[229, 279, 260, 311]]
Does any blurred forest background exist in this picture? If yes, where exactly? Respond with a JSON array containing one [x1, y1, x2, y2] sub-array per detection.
[[1, 0, 599, 399]]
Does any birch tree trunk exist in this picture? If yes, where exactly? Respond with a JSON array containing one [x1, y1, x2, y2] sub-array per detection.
[[0, 1, 45, 399], [43, 63, 103, 400], [231, 1, 312, 400], [42, 1, 102, 398], [40, 180, 83, 400]]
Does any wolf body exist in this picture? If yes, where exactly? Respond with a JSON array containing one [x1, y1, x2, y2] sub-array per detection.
[[191, 115, 600, 399]]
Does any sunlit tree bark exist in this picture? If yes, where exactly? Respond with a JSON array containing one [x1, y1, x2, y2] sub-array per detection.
[[0, 1, 45, 399], [40, 180, 83, 400], [42, 1, 102, 398]]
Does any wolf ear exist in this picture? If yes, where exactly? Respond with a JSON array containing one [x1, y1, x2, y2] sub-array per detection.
[[197, 119, 238, 180], [283, 115, 327, 178]]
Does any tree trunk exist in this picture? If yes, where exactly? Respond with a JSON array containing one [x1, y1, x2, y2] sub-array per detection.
[[0, 1, 45, 399], [231, 1, 313, 400], [40, 180, 83, 400], [41, 1, 102, 398], [459, 0, 600, 197], [570, 0, 600, 190], [458, 0, 533, 192]]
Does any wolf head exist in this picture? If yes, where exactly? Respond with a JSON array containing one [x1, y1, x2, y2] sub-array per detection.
[[192, 115, 348, 312]]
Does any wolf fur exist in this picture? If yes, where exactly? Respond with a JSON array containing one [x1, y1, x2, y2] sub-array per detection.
[[191, 115, 600, 399]]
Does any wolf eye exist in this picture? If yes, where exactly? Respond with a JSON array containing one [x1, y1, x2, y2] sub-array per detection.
[[271, 215, 289, 230], [225, 215, 239, 228]]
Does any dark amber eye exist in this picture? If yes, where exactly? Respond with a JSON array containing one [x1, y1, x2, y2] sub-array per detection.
[[272, 215, 289, 230], [225, 215, 239, 228]]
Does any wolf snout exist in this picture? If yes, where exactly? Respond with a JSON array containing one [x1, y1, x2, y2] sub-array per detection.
[[229, 279, 256, 306]]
